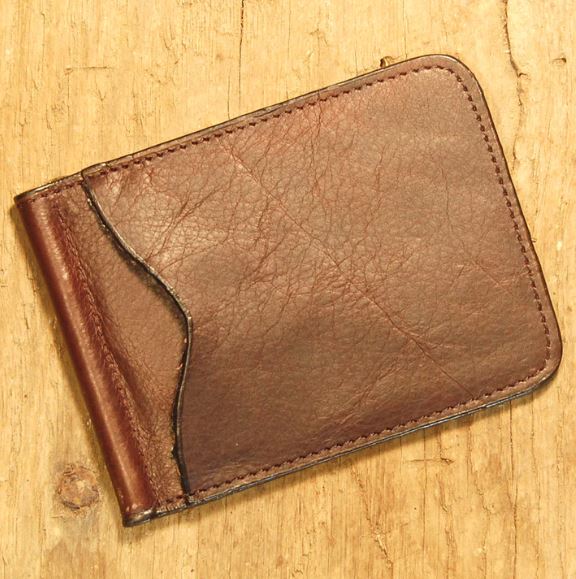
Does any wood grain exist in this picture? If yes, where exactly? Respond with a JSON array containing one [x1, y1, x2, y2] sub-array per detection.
[[1, 1, 573, 577]]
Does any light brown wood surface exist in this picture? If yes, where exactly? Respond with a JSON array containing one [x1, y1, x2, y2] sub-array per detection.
[[1, 1, 574, 577]]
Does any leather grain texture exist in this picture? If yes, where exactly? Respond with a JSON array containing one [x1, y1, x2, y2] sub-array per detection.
[[15, 55, 562, 525]]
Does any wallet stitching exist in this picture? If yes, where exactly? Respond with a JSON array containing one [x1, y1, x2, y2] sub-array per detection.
[[17, 64, 553, 511]]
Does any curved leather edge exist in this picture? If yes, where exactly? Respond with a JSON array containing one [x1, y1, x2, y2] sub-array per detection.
[[446, 53, 563, 373], [78, 174, 195, 500]]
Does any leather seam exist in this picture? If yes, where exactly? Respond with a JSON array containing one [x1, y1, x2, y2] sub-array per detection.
[[164, 375, 547, 505], [16, 180, 80, 205], [17, 63, 554, 510], [51, 192, 161, 503]]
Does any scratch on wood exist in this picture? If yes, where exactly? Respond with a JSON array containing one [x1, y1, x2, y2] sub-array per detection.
[[351, 467, 394, 570], [502, 0, 528, 170], [509, 404, 519, 578], [238, 0, 245, 108]]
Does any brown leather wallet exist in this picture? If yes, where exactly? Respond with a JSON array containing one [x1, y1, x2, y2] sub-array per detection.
[[15, 55, 562, 526]]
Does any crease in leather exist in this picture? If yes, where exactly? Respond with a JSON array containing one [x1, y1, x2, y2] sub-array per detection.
[[79, 56, 560, 502], [16, 177, 191, 521]]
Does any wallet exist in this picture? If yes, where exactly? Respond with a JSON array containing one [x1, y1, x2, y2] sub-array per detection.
[[15, 55, 562, 526]]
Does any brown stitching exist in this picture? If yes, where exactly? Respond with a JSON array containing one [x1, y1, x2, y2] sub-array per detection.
[[16, 180, 81, 206], [450, 76, 552, 361], [156, 359, 546, 505], [52, 191, 161, 502], [19, 63, 553, 510], [84, 66, 463, 177]]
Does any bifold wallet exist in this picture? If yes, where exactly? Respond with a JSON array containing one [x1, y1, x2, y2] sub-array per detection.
[[16, 55, 562, 526]]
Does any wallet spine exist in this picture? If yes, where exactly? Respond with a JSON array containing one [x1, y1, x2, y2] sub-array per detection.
[[16, 177, 157, 525]]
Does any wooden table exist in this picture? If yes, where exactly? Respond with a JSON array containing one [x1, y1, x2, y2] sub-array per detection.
[[2, 1, 573, 577]]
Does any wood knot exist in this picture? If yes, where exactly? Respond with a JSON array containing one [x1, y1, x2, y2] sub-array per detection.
[[56, 464, 100, 512]]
